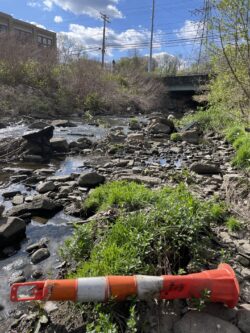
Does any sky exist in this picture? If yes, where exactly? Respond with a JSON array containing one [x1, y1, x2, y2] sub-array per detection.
[[0, 0, 205, 63]]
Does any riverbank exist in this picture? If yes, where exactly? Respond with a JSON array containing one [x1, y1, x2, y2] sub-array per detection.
[[0, 115, 249, 333]]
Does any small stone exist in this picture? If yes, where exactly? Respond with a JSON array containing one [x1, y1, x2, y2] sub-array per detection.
[[31, 248, 50, 264], [44, 301, 58, 314], [12, 195, 24, 206], [32, 269, 43, 279]]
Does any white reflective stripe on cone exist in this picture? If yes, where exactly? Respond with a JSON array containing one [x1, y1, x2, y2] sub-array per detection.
[[136, 276, 163, 300], [77, 277, 108, 302]]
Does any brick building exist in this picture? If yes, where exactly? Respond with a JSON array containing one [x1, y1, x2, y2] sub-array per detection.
[[0, 11, 56, 47]]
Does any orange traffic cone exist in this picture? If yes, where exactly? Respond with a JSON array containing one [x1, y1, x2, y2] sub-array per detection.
[[10, 263, 239, 308]]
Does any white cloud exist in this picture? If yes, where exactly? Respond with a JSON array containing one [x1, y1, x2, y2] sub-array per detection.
[[43, 0, 53, 11], [47, 0, 123, 19], [54, 15, 63, 23], [29, 21, 46, 29], [58, 24, 152, 56], [175, 20, 203, 39], [27, 1, 41, 8]]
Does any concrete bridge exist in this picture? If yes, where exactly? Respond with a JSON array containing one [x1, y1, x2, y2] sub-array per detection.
[[163, 74, 209, 92]]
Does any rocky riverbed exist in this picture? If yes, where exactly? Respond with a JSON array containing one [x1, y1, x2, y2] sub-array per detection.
[[0, 115, 249, 333]]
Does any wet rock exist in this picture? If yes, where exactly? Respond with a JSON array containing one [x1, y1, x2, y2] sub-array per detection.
[[0, 205, 5, 217], [0, 217, 26, 249], [0, 122, 6, 129], [78, 172, 105, 187], [76, 137, 93, 149], [127, 133, 144, 142], [12, 195, 24, 206], [174, 312, 240, 333], [26, 238, 48, 253], [7, 196, 62, 218], [22, 126, 54, 160], [50, 137, 69, 153], [32, 269, 43, 279], [108, 130, 126, 143], [9, 271, 26, 285], [119, 175, 161, 186], [36, 181, 56, 194], [147, 117, 176, 135], [51, 119, 76, 127], [180, 130, 200, 144], [48, 175, 73, 182], [2, 190, 21, 199], [22, 154, 44, 163], [129, 119, 141, 130], [31, 248, 50, 264], [237, 306, 250, 333], [29, 121, 48, 129], [190, 162, 221, 174]]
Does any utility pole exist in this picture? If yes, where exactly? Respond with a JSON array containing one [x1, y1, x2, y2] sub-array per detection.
[[148, 0, 155, 73], [100, 12, 110, 69]]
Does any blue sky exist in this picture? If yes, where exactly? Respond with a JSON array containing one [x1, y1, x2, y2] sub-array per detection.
[[0, 0, 204, 63]]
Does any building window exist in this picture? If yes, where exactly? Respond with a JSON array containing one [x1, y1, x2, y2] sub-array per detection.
[[0, 24, 7, 33], [14, 28, 32, 42], [38, 35, 53, 47]]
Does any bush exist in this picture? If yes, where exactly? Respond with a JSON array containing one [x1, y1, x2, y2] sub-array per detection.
[[226, 217, 241, 232], [170, 132, 182, 142]]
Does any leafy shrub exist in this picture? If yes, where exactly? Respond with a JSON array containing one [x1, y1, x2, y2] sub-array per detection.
[[226, 217, 241, 232], [84, 93, 102, 112], [170, 132, 182, 142]]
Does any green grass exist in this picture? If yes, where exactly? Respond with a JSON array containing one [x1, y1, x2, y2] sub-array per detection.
[[82, 180, 156, 216], [63, 181, 226, 275], [61, 181, 229, 330], [226, 217, 241, 232]]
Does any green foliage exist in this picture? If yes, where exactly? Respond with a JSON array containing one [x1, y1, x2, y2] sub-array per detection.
[[226, 217, 241, 232], [64, 182, 226, 277], [226, 127, 250, 169], [62, 181, 229, 330], [170, 132, 182, 142], [82, 181, 155, 216], [84, 93, 102, 112]]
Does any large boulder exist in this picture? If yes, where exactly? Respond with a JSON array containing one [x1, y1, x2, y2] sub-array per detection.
[[0, 217, 26, 249], [180, 130, 200, 144], [174, 312, 240, 333], [147, 117, 176, 135], [78, 172, 105, 187], [7, 196, 62, 218], [23, 126, 54, 160], [50, 138, 69, 153], [190, 162, 221, 174], [76, 137, 93, 149]]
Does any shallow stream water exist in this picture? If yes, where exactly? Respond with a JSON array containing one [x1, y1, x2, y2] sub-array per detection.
[[0, 116, 131, 319]]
